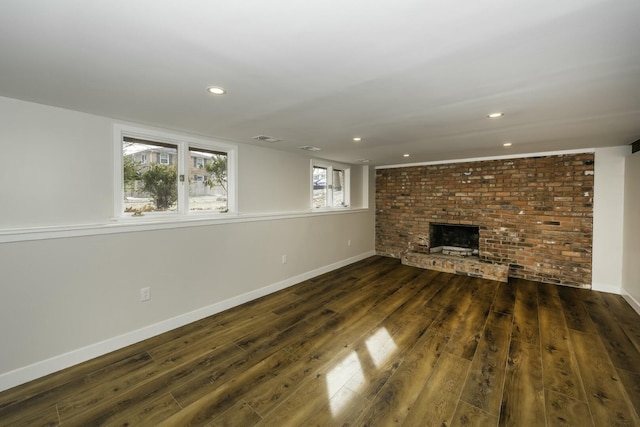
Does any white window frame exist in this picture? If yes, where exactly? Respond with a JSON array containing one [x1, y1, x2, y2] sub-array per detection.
[[310, 159, 350, 209], [159, 153, 170, 164], [114, 124, 237, 219]]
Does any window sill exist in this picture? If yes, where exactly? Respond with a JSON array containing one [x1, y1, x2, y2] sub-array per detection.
[[312, 206, 351, 211], [0, 208, 370, 243]]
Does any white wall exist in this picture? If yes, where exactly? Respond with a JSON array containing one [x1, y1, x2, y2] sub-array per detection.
[[622, 150, 640, 313], [592, 146, 630, 293], [0, 97, 114, 228], [0, 96, 374, 391], [237, 144, 311, 213]]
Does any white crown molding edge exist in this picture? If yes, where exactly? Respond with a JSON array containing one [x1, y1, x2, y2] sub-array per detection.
[[376, 148, 596, 170]]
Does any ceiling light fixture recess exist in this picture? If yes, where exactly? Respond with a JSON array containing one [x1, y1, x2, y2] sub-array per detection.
[[403, 153, 410, 158], [488, 112, 504, 118], [207, 86, 226, 95], [252, 135, 282, 143], [503, 142, 512, 147], [353, 137, 362, 142], [299, 146, 321, 151]]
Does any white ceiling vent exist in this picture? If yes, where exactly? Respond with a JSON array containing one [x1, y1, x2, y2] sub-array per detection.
[[299, 146, 321, 151], [252, 135, 282, 143]]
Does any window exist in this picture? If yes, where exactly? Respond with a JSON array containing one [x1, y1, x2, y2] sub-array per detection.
[[123, 139, 179, 213], [188, 147, 228, 212], [312, 161, 350, 209], [332, 168, 345, 207], [312, 166, 327, 209], [115, 125, 236, 218]]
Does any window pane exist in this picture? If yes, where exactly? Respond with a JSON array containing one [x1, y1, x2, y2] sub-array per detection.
[[333, 169, 345, 207], [313, 166, 327, 208], [123, 140, 178, 213], [189, 148, 228, 212]]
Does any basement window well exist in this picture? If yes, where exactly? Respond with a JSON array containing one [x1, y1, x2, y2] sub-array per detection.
[[115, 124, 237, 219], [311, 160, 350, 209], [429, 223, 479, 257]]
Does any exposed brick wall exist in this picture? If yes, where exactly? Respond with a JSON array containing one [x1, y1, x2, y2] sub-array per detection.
[[375, 153, 594, 287]]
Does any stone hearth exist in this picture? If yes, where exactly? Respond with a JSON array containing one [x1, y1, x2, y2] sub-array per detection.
[[402, 252, 509, 282], [402, 222, 509, 281]]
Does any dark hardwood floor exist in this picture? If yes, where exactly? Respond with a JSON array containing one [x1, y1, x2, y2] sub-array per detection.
[[1, 256, 640, 426]]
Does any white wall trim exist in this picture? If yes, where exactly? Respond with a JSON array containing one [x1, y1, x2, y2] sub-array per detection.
[[376, 148, 595, 169], [0, 250, 376, 392], [591, 282, 622, 295], [622, 290, 640, 316], [0, 208, 369, 244]]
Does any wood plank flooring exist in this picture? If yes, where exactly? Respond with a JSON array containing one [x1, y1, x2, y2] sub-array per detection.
[[1, 255, 640, 426]]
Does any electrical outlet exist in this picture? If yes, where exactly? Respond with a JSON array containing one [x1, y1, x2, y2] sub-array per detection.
[[140, 287, 151, 302], [282, 255, 287, 264]]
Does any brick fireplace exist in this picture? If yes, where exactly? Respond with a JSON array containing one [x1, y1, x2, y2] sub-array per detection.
[[375, 153, 594, 288], [428, 223, 479, 256]]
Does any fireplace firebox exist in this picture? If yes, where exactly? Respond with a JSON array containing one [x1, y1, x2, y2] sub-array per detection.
[[429, 223, 479, 257]]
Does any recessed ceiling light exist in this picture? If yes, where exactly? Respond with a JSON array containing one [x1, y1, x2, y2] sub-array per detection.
[[353, 137, 362, 142], [252, 135, 282, 143], [403, 153, 410, 158], [503, 142, 512, 147], [207, 86, 226, 95], [488, 112, 504, 118], [356, 158, 370, 163]]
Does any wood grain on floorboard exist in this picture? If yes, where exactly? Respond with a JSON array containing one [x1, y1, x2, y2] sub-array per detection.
[[0, 256, 639, 426]]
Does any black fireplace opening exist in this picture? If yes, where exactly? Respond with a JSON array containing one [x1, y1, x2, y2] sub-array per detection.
[[429, 223, 479, 257]]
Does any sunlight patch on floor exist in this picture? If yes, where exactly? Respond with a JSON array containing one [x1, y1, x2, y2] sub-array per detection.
[[365, 327, 398, 368], [326, 351, 364, 416], [326, 327, 399, 417]]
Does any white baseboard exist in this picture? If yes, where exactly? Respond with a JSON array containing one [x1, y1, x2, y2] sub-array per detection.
[[0, 251, 375, 393], [621, 290, 640, 316], [591, 282, 622, 294]]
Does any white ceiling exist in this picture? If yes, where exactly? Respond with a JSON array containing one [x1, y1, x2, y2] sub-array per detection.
[[1, 0, 639, 166]]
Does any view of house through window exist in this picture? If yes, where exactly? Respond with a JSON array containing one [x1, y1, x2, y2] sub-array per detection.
[[123, 138, 179, 213], [312, 166, 328, 208], [312, 162, 349, 208], [121, 137, 228, 215], [333, 169, 345, 207], [188, 147, 228, 212]]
